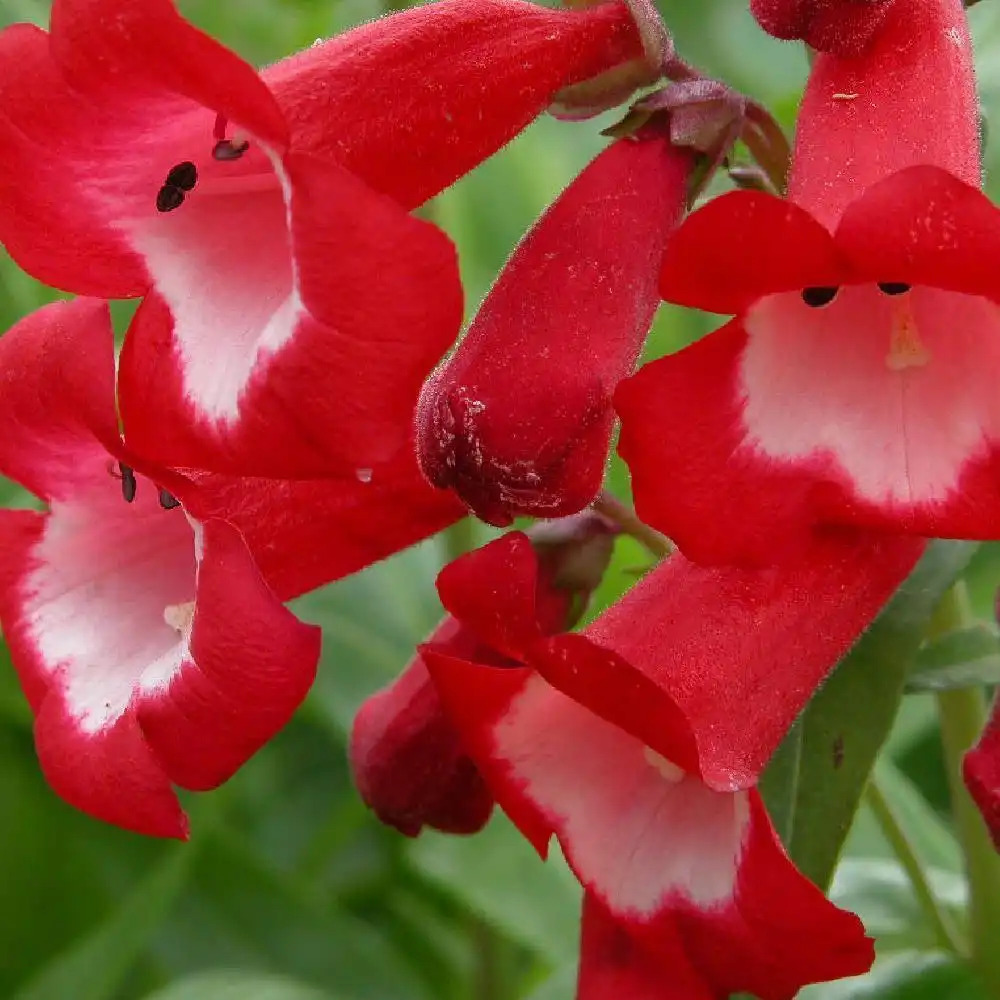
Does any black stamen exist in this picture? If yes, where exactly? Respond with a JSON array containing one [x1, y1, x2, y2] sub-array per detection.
[[801, 286, 839, 308], [158, 488, 181, 510], [212, 138, 249, 162], [165, 161, 197, 192], [877, 281, 911, 296], [118, 463, 137, 503], [156, 185, 185, 213]]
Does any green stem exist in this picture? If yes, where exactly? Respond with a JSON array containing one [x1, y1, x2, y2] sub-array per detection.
[[864, 775, 963, 954], [442, 516, 477, 565], [934, 583, 1000, 991], [592, 491, 672, 560]]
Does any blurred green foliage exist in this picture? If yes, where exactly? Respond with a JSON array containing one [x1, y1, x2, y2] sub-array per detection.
[[4, 1, 1000, 998]]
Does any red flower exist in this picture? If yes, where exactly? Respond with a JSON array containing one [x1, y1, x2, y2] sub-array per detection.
[[965, 692, 1000, 852], [423, 532, 921, 997], [616, 0, 989, 566], [0, 299, 321, 837], [351, 512, 615, 836], [418, 131, 691, 526], [750, 0, 895, 55], [0, 0, 641, 479]]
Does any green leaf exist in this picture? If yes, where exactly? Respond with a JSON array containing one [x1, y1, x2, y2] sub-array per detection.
[[519, 966, 576, 1000], [774, 540, 977, 889], [870, 760, 963, 873], [829, 858, 966, 952], [143, 970, 341, 1000], [13, 846, 194, 1000], [906, 625, 1000, 692], [407, 815, 580, 966], [799, 951, 988, 1000]]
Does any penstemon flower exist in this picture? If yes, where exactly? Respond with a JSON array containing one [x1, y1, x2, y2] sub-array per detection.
[[0, 0, 642, 479], [420, 532, 918, 998], [617, 0, 988, 567], [417, 129, 692, 525]]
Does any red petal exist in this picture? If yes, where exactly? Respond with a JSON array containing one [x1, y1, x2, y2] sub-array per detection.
[[418, 135, 689, 525], [578, 894, 711, 1000], [964, 698, 1000, 852], [266, 0, 643, 209], [542, 534, 922, 790], [34, 695, 188, 839], [837, 166, 1000, 297], [134, 519, 320, 791], [435, 534, 561, 661], [188, 448, 466, 603], [659, 193, 845, 315], [0, 298, 120, 501], [49, 0, 286, 148], [119, 156, 462, 477], [351, 620, 495, 837], [788, 0, 979, 229]]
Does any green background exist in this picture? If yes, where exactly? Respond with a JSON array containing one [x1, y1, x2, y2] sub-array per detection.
[[3, 1, 1000, 998]]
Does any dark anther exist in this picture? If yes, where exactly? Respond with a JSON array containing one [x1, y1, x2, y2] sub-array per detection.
[[212, 138, 249, 162], [158, 488, 181, 510], [118, 463, 137, 503], [877, 281, 911, 296], [165, 161, 197, 192], [801, 286, 839, 308], [156, 185, 185, 213]]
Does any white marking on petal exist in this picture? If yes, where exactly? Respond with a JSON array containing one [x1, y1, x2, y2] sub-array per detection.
[[495, 675, 749, 915], [128, 130, 301, 423], [24, 468, 198, 732], [742, 285, 1000, 505]]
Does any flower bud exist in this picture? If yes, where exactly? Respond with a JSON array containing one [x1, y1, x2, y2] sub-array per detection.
[[417, 133, 692, 526], [750, 0, 896, 56], [350, 512, 617, 835]]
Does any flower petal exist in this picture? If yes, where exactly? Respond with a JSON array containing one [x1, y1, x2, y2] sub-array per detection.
[[578, 894, 711, 1000], [134, 518, 320, 791], [836, 167, 1000, 299], [188, 449, 467, 603], [351, 620, 496, 837], [658, 193, 845, 316], [119, 155, 463, 477], [0, 0, 286, 297], [418, 135, 689, 525], [0, 298, 120, 501], [428, 660, 872, 998], [964, 698, 1000, 852], [266, 0, 643, 209]]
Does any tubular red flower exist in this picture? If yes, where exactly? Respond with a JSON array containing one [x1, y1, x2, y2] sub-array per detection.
[[351, 512, 614, 837], [965, 697, 1000, 852], [616, 0, 996, 567], [0, 299, 321, 836], [0, 0, 642, 479], [418, 132, 691, 526], [350, 623, 498, 838], [750, 0, 896, 56], [424, 534, 879, 998]]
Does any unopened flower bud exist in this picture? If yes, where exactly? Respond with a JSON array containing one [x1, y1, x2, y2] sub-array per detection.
[[417, 133, 692, 526], [750, 0, 896, 56]]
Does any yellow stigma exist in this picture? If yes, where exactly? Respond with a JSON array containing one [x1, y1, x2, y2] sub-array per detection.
[[885, 293, 931, 371], [163, 601, 195, 634]]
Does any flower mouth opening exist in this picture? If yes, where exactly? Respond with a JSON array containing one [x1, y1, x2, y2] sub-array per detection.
[[797, 281, 930, 370], [29, 467, 200, 734]]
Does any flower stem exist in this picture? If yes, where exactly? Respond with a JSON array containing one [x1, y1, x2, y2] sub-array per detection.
[[864, 774, 963, 954], [934, 583, 1000, 992], [592, 491, 672, 560]]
